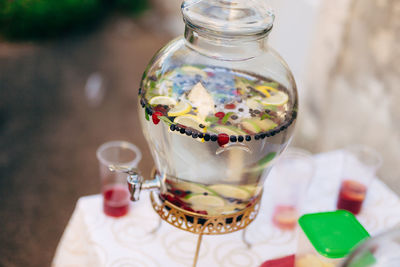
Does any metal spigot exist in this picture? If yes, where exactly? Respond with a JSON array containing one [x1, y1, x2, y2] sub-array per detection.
[[108, 165, 160, 201]]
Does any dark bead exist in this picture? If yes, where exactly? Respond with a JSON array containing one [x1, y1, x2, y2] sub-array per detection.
[[185, 129, 192, 136], [170, 124, 176, 131], [138, 88, 142, 95], [192, 132, 198, 138], [270, 130, 276, 136], [199, 124, 205, 128], [230, 136, 237, 142], [149, 75, 157, 81], [210, 135, 218, 142], [260, 133, 266, 139], [163, 105, 169, 110], [238, 108, 244, 112], [179, 128, 185, 134], [245, 135, 251, 141], [238, 136, 244, 142], [146, 107, 152, 115], [255, 135, 260, 140], [231, 115, 238, 120], [204, 133, 210, 141], [265, 132, 271, 137], [198, 133, 204, 138]]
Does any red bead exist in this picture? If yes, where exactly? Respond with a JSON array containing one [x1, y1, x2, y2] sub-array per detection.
[[152, 111, 163, 124], [215, 112, 225, 119], [217, 133, 229, 147]]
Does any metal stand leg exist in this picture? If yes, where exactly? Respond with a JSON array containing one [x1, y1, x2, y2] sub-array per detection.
[[193, 233, 203, 267], [242, 228, 252, 249], [149, 216, 162, 234]]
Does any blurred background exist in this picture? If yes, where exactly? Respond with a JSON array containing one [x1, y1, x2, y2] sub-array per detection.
[[0, 0, 399, 266]]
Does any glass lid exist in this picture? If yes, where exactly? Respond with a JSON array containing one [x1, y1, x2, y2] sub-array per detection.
[[182, 0, 275, 36]]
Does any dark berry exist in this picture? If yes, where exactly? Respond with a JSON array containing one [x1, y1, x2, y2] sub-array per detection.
[[149, 75, 157, 81], [198, 133, 204, 138], [192, 132, 198, 138], [245, 135, 251, 141], [255, 134, 260, 140], [179, 128, 185, 134], [163, 105, 169, 110], [199, 124, 205, 128], [215, 112, 225, 119], [217, 133, 229, 146], [265, 132, 271, 137], [170, 124, 176, 131], [204, 133, 211, 141], [146, 107, 153, 116], [270, 130, 276, 136], [175, 125, 181, 131], [238, 108, 244, 112], [138, 88, 142, 95], [154, 105, 167, 114], [261, 133, 266, 139], [254, 110, 260, 114], [231, 115, 238, 120], [238, 136, 244, 142], [210, 135, 218, 142], [230, 135, 237, 142], [152, 111, 163, 125], [185, 129, 192, 136], [203, 192, 208, 195]]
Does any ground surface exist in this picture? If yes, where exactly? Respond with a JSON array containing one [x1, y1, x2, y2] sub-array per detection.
[[0, 17, 168, 266]]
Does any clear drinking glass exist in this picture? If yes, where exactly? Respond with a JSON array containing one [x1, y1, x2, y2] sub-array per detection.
[[343, 228, 400, 267], [269, 148, 314, 230], [336, 145, 382, 215], [96, 141, 142, 217]]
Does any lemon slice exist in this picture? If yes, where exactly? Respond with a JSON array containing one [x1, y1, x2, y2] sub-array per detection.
[[185, 194, 225, 208], [180, 66, 208, 79], [261, 91, 289, 106], [208, 184, 251, 201], [149, 96, 177, 106], [213, 125, 246, 136], [167, 101, 192, 117], [173, 114, 207, 131]]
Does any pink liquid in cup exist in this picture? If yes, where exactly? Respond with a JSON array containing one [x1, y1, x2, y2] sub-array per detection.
[[260, 254, 295, 267], [103, 185, 130, 217], [337, 179, 367, 215], [272, 205, 298, 230]]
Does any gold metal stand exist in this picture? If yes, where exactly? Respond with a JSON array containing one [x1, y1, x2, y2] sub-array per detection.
[[150, 189, 261, 267]]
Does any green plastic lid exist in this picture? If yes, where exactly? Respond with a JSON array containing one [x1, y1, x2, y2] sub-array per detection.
[[298, 210, 370, 259]]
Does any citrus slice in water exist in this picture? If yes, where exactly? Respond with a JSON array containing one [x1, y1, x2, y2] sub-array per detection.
[[149, 95, 177, 106], [168, 101, 192, 117], [213, 125, 246, 136], [174, 114, 207, 131], [185, 194, 225, 208], [208, 184, 251, 201], [261, 91, 288, 106]]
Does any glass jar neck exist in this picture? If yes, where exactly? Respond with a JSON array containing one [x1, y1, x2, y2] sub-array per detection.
[[184, 26, 270, 61]]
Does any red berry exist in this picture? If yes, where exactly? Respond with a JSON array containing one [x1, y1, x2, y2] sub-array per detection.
[[217, 133, 229, 147], [152, 111, 163, 124], [154, 105, 167, 114], [225, 103, 236, 109], [215, 112, 225, 119]]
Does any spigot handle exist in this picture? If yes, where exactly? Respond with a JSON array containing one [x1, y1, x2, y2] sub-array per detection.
[[108, 165, 160, 202]]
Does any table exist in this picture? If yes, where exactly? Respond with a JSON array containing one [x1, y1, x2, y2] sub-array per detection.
[[52, 151, 400, 267]]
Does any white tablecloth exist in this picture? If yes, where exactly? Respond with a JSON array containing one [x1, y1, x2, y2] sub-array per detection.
[[52, 151, 400, 267]]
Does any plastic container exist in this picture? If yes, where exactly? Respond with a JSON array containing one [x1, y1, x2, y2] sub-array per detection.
[[296, 210, 370, 267]]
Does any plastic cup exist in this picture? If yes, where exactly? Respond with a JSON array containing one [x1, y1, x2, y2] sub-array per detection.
[[336, 145, 382, 215], [296, 210, 370, 267], [343, 228, 400, 267], [96, 141, 142, 217], [269, 148, 315, 230]]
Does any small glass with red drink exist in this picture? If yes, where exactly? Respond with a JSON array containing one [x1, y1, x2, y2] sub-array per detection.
[[269, 148, 314, 230], [336, 145, 382, 215], [96, 141, 142, 217]]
